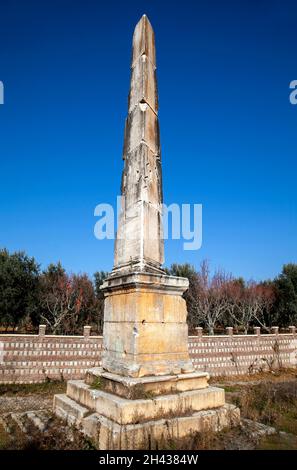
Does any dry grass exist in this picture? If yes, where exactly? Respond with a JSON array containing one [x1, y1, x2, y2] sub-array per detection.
[[0, 379, 66, 397], [258, 432, 297, 450], [210, 368, 297, 385], [0, 416, 95, 450], [231, 380, 297, 435], [155, 426, 257, 450]]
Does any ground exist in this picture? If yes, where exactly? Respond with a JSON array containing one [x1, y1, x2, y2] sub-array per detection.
[[0, 381, 95, 450], [210, 369, 297, 450], [0, 370, 297, 450]]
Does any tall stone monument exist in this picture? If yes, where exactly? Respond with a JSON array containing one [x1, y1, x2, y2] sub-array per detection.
[[53, 15, 240, 449], [101, 15, 194, 378]]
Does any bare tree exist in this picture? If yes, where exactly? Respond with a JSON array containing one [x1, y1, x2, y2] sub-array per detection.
[[190, 260, 231, 335], [226, 280, 275, 334], [168, 261, 276, 336]]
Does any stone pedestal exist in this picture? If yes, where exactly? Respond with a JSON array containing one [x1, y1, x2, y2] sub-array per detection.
[[53, 271, 241, 448], [54, 368, 240, 449], [53, 272, 240, 449], [101, 271, 194, 378]]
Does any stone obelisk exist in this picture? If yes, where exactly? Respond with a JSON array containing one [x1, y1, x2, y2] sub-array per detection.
[[53, 16, 240, 449], [114, 14, 164, 275], [100, 14, 195, 378]]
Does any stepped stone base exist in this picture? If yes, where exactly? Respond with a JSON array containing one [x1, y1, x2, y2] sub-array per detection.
[[53, 368, 240, 449], [54, 393, 239, 449]]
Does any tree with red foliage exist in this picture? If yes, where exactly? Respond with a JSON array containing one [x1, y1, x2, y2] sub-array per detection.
[[39, 263, 98, 334], [226, 279, 275, 333]]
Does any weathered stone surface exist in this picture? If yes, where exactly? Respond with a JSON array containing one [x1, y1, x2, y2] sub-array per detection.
[[85, 368, 210, 397], [103, 323, 189, 355], [101, 272, 194, 377], [241, 418, 276, 439], [120, 144, 162, 207], [54, 399, 240, 450], [123, 105, 160, 156], [102, 271, 189, 292], [66, 380, 224, 425], [114, 201, 164, 272], [131, 15, 156, 68], [53, 394, 89, 425], [103, 290, 187, 323], [102, 353, 193, 378], [113, 14, 162, 275], [128, 55, 158, 113]]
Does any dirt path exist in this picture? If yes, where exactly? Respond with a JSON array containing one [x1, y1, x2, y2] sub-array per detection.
[[0, 395, 53, 414]]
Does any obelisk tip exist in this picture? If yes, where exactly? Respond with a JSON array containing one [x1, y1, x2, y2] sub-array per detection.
[[132, 14, 156, 66], [134, 14, 151, 30]]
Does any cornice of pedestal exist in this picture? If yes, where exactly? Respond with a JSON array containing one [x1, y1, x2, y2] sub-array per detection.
[[101, 270, 189, 295]]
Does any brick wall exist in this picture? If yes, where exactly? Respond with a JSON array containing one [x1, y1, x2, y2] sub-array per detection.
[[0, 326, 102, 384], [0, 326, 296, 383], [190, 327, 297, 376]]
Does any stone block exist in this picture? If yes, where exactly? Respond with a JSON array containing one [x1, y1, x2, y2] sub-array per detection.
[[114, 203, 164, 269], [101, 272, 193, 378], [53, 394, 89, 425], [101, 352, 193, 378], [55, 401, 240, 450], [120, 144, 162, 207], [129, 55, 158, 113], [103, 322, 189, 355], [66, 380, 225, 425], [38, 325, 46, 336], [123, 104, 159, 156], [85, 368, 209, 397], [253, 327, 261, 336], [104, 291, 187, 323], [289, 326, 296, 335], [83, 326, 91, 338]]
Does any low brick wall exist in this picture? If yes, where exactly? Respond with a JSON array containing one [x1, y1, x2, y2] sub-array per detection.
[[0, 326, 296, 383], [0, 327, 102, 383], [189, 331, 297, 376]]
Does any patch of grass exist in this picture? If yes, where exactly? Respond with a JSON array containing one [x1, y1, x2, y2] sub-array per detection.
[[209, 368, 297, 385], [231, 380, 297, 436], [274, 410, 297, 435], [258, 432, 297, 450], [222, 385, 240, 393], [0, 379, 66, 397], [129, 384, 156, 400], [0, 426, 11, 450], [90, 377, 103, 390], [155, 425, 252, 450], [0, 415, 96, 450]]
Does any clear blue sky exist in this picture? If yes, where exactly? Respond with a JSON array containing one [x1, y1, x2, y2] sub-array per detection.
[[0, 0, 296, 281]]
